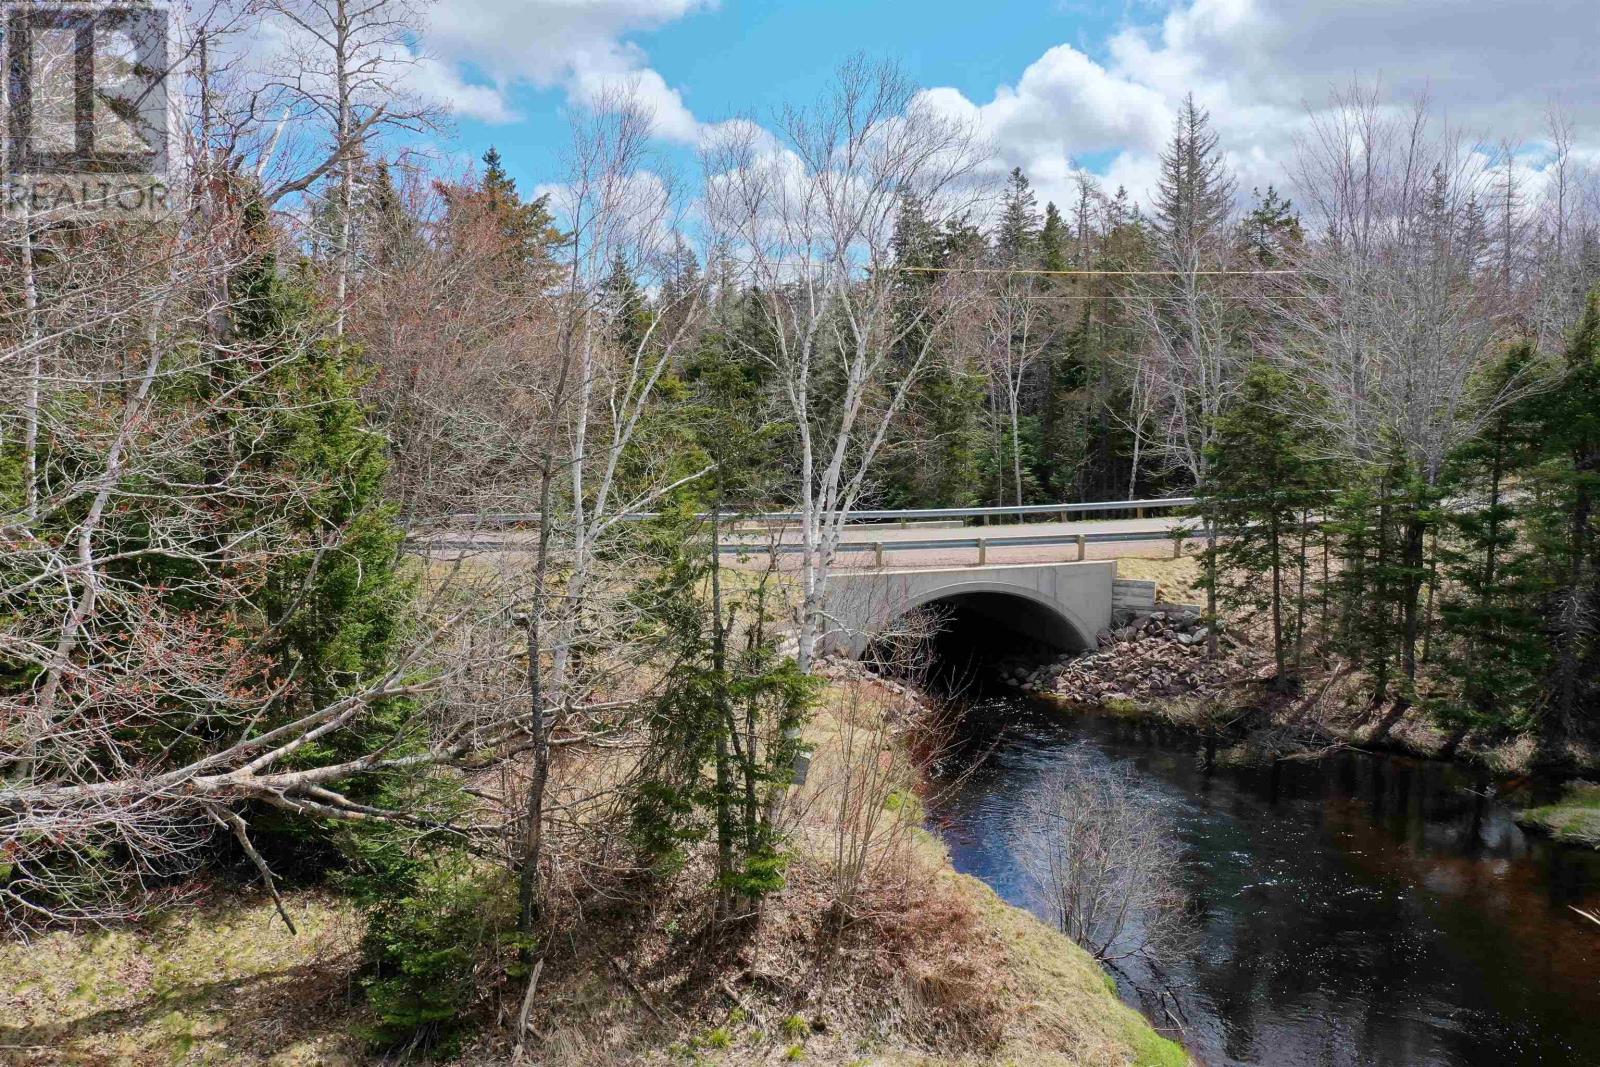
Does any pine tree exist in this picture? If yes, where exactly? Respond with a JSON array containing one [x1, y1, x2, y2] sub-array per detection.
[[1526, 292, 1600, 752], [630, 325, 815, 913], [1201, 363, 1326, 688], [879, 194, 986, 506], [446, 147, 563, 290], [995, 167, 1040, 266], [1039, 202, 1067, 272], [1434, 344, 1546, 731], [1154, 94, 1236, 256], [1240, 186, 1303, 267]]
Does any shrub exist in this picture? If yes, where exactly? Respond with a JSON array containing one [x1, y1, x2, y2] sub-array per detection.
[[358, 855, 514, 1052]]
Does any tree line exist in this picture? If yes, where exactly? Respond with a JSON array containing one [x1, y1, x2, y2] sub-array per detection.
[[3, 5, 1599, 1049]]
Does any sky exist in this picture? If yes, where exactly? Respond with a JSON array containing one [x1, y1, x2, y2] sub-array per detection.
[[406, 0, 1600, 216]]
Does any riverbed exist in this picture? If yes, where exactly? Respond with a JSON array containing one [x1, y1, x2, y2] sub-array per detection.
[[925, 698, 1600, 1067]]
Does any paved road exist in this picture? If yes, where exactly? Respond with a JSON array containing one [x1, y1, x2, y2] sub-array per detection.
[[723, 514, 1191, 569], [415, 514, 1194, 569]]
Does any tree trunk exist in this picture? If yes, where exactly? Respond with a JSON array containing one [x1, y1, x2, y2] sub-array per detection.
[[516, 452, 556, 943], [1269, 508, 1286, 689], [709, 503, 735, 918]]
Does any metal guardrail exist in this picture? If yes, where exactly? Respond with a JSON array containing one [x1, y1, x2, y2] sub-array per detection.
[[718, 525, 1207, 564], [418, 496, 1197, 529], [420, 524, 1208, 561]]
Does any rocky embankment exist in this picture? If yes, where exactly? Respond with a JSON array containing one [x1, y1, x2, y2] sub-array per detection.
[[1010, 604, 1250, 707]]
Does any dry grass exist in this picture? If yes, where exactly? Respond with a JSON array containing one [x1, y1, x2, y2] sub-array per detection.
[[1111, 554, 1203, 606], [1, 676, 1187, 1067], [0, 891, 366, 1066]]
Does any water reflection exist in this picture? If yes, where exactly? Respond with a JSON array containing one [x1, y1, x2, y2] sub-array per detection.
[[925, 699, 1600, 1067]]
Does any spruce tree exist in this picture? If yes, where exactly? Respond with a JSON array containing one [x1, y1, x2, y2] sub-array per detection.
[[1527, 292, 1600, 751], [1201, 363, 1325, 688], [1434, 344, 1546, 731], [995, 167, 1040, 266], [1154, 94, 1236, 255]]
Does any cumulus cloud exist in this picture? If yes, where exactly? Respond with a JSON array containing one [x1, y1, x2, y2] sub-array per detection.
[[920, 0, 1600, 212], [422, 0, 713, 140]]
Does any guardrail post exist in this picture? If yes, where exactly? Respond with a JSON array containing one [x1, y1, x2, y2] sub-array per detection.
[[977, 538, 988, 565], [1136, 506, 1145, 519], [1060, 509, 1070, 523], [1075, 534, 1086, 561], [872, 541, 884, 567]]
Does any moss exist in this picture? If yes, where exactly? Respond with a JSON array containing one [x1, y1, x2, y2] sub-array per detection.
[[1102, 697, 1142, 716], [1518, 782, 1600, 846]]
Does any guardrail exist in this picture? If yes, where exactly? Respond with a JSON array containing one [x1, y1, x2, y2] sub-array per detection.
[[417, 496, 1197, 529], [719, 524, 1208, 564], [419, 523, 1209, 562]]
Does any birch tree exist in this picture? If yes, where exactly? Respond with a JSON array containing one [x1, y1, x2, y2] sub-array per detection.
[[1280, 88, 1521, 697], [702, 58, 982, 669]]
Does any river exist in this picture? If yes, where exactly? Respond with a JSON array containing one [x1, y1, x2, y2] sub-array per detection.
[[925, 697, 1600, 1067]]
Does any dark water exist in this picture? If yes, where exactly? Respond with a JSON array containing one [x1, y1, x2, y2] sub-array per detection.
[[925, 699, 1600, 1067]]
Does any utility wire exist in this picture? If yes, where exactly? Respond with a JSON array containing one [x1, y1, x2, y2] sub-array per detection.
[[892, 265, 1301, 276]]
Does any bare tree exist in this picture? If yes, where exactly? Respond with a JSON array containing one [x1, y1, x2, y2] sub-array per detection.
[[257, 0, 440, 333], [702, 57, 983, 671], [979, 271, 1055, 506], [1280, 87, 1524, 692], [1008, 754, 1188, 965]]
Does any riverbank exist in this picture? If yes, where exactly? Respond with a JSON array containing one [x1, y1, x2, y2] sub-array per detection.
[[1019, 554, 1599, 779], [0, 676, 1184, 1067], [1516, 781, 1600, 845]]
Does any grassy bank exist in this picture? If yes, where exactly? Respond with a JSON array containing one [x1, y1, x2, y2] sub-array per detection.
[[1516, 782, 1600, 846], [0, 677, 1184, 1067], [0, 892, 366, 1065]]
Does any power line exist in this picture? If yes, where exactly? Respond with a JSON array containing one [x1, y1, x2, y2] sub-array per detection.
[[892, 265, 1302, 276]]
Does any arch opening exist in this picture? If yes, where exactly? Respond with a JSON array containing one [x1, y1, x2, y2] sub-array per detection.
[[865, 589, 1092, 692]]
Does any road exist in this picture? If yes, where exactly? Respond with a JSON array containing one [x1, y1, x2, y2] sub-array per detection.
[[413, 514, 1194, 569], [721, 514, 1191, 569]]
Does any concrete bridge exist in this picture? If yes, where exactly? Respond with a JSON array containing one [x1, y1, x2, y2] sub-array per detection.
[[413, 497, 1188, 654], [820, 559, 1158, 657]]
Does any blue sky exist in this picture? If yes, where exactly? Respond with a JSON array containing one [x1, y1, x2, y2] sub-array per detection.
[[417, 0, 1600, 217], [447, 0, 1130, 201]]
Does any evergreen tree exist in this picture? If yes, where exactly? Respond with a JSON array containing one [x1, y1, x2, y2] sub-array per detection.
[[995, 167, 1040, 266], [1240, 186, 1303, 267], [1154, 94, 1236, 255], [630, 324, 815, 914], [1039, 202, 1067, 272], [1526, 292, 1600, 751], [1434, 345, 1547, 731], [878, 194, 986, 507], [1201, 363, 1326, 688]]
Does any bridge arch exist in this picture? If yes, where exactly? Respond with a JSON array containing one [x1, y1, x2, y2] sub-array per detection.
[[893, 581, 1097, 653], [823, 562, 1117, 658]]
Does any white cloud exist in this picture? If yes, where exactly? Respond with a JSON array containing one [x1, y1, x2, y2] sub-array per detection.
[[919, 0, 1600, 214], [422, 0, 714, 140], [405, 57, 518, 124]]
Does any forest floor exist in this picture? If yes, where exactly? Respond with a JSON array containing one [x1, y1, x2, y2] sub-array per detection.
[[0, 678, 1183, 1067]]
